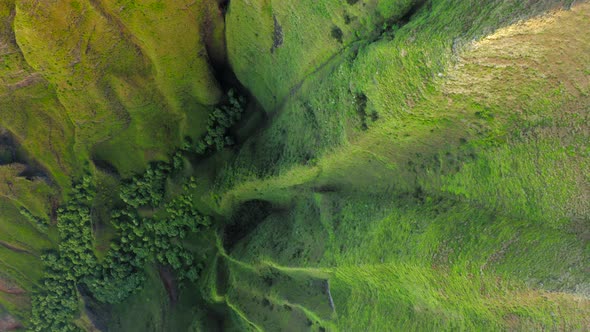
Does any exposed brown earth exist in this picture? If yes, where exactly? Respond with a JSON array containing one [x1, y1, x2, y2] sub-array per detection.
[[0, 241, 31, 255], [158, 266, 178, 306], [0, 276, 25, 295], [0, 313, 22, 331]]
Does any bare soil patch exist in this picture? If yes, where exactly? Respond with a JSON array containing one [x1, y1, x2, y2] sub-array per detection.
[[0, 314, 22, 332], [158, 266, 178, 306]]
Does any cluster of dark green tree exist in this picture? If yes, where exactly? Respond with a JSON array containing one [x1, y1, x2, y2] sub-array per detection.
[[29, 90, 246, 331], [193, 89, 246, 154], [30, 176, 97, 331], [119, 162, 171, 208], [87, 177, 210, 304], [31, 170, 210, 331]]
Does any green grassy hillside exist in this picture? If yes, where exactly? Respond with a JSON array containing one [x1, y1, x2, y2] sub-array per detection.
[[0, 0, 588, 331], [0, 0, 224, 329], [208, 0, 590, 330]]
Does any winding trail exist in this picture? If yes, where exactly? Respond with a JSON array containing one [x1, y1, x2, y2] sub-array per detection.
[[0, 240, 32, 255], [157, 266, 178, 306]]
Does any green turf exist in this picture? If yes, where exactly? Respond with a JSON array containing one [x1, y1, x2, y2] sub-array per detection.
[[10, 0, 223, 177], [0, 0, 224, 327], [0, 198, 55, 323], [206, 0, 589, 330], [0, 0, 588, 330]]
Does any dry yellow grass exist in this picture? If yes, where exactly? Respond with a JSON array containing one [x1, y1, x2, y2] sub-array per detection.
[[446, 2, 590, 99]]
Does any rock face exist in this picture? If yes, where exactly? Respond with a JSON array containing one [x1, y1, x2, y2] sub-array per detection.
[[0, 276, 25, 295]]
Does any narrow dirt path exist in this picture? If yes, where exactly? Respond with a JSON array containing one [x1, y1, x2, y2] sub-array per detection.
[[0, 241, 32, 255], [158, 266, 178, 306]]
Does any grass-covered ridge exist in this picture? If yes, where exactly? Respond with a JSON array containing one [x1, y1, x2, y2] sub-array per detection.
[[0, 0, 227, 329], [0, 0, 588, 331], [208, 0, 590, 330]]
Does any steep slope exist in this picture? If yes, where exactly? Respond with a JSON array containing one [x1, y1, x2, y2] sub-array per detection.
[[0, 0, 588, 330], [0, 0, 226, 329], [14, 0, 223, 176], [207, 1, 590, 330]]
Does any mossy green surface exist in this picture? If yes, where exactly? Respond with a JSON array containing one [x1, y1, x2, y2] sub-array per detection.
[[0, 0, 588, 330], [0, 0, 223, 328], [10, 0, 223, 177], [226, 0, 420, 112], [210, 0, 589, 330]]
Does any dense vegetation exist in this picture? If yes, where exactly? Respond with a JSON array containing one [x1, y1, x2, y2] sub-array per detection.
[[30, 177, 96, 331], [118, 163, 170, 208], [0, 0, 588, 331], [30, 170, 209, 330], [28, 88, 245, 330], [193, 89, 246, 154], [88, 178, 210, 304]]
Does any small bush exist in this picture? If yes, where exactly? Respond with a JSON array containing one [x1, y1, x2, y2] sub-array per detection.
[[331, 26, 344, 43], [19, 207, 49, 231]]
